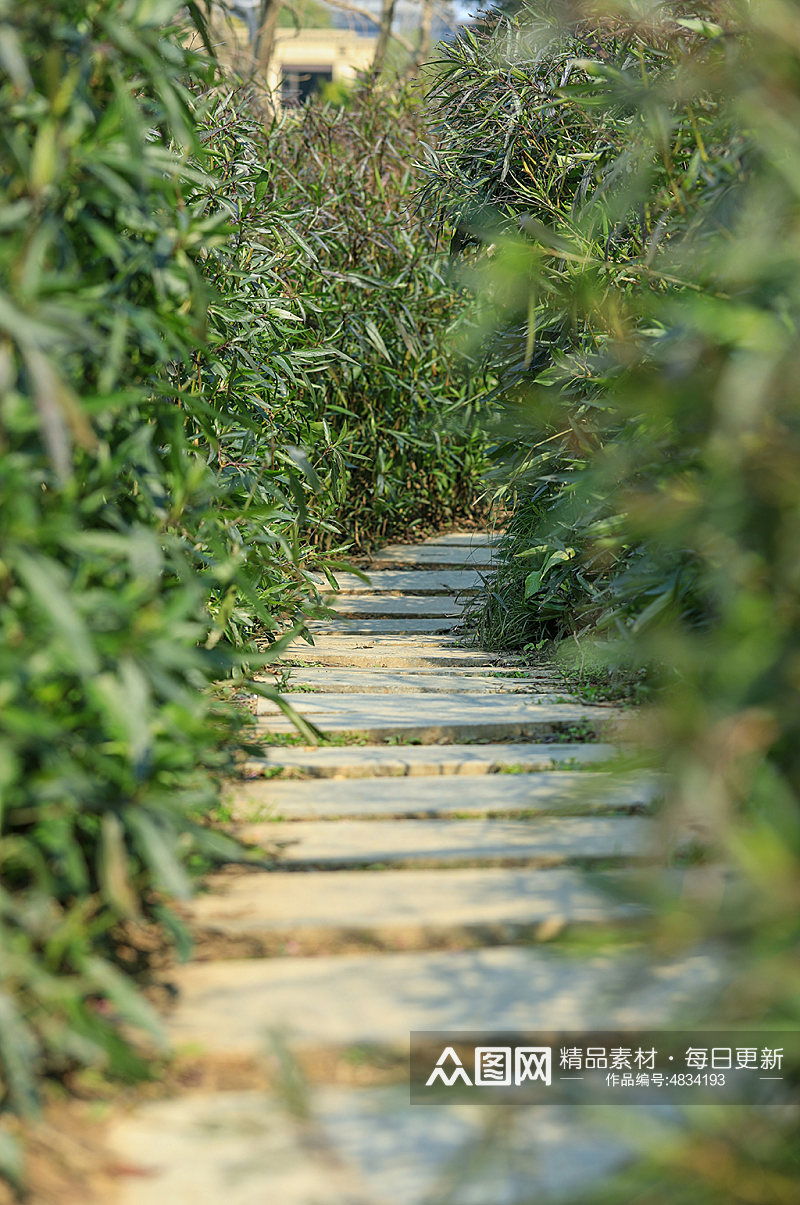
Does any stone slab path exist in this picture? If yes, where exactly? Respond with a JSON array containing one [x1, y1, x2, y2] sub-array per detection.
[[418, 532, 496, 545], [325, 595, 464, 616], [254, 693, 619, 742], [309, 617, 461, 635], [240, 815, 655, 868], [261, 667, 576, 695], [108, 530, 712, 1204], [281, 634, 513, 667], [164, 945, 723, 1053], [311, 568, 484, 593], [227, 770, 656, 819], [255, 694, 604, 723], [364, 542, 496, 568], [243, 740, 618, 778], [187, 867, 648, 954], [108, 1087, 640, 1205]]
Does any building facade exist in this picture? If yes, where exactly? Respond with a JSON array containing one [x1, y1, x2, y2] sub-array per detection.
[[269, 28, 376, 105]]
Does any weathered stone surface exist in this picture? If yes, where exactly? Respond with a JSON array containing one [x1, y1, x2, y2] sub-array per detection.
[[107, 1086, 636, 1205], [259, 668, 571, 696], [166, 945, 725, 1052], [282, 641, 507, 668], [421, 531, 501, 546], [281, 634, 506, 671], [107, 1091, 369, 1205], [312, 569, 484, 594], [227, 770, 655, 820], [255, 692, 619, 742], [307, 617, 460, 635], [240, 815, 654, 868], [243, 741, 619, 779], [188, 866, 646, 946], [325, 594, 463, 617], [315, 1087, 634, 1205], [365, 544, 495, 568], [291, 634, 472, 645], [258, 692, 607, 722]]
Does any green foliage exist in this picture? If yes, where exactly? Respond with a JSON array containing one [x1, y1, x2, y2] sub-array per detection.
[[318, 76, 355, 107], [423, 0, 730, 652], [0, 0, 255, 1132], [278, 0, 332, 28], [241, 85, 487, 551], [0, 0, 484, 1153], [424, 1, 800, 1198]]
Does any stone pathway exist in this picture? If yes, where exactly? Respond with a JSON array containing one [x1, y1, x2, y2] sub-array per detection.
[[108, 531, 721, 1204]]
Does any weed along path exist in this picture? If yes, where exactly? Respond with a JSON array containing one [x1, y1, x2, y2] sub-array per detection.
[[108, 532, 723, 1204]]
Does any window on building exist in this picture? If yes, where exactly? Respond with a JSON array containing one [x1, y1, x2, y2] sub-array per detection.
[[280, 65, 333, 106]]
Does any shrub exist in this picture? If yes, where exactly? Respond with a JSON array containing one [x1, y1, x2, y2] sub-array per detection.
[[0, 0, 263, 1144], [251, 86, 488, 552], [423, 2, 800, 1198], [0, 0, 485, 1170], [422, 0, 732, 652]]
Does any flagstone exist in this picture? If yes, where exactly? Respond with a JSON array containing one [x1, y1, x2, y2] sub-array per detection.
[[226, 770, 655, 821], [365, 543, 496, 568], [312, 569, 484, 594], [307, 617, 461, 634], [257, 692, 609, 722], [324, 594, 463, 617], [239, 815, 655, 868], [282, 632, 498, 660], [107, 1092, 369, 1205], [187, 866, 647, 950], [259, 668, 571, 695], [106, 1087, 635, 1205], [255, 692, 619, 742], [281, 637, 507, 668], [314, 1087, 634, 1205], [288, 634, 478, 648], [421, 531, 502, 546], [282, 652, 507, 667], [166, 945, 725, 1053], [242, 741, 619, 779]]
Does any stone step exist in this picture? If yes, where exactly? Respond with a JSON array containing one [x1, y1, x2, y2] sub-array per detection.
[[187, 865, 647, 954], [282, 641, 508, 668], [311, 1085, 632, 1205], [325, 594, 463, 617], [257, 693, 606, 722], [278, 665, 553, 674], [258, 667, 571, 695], [312, 570, 484, 594], [166, 945, 725, 1054], [255, 693, 619, 742], [239, 815, 654, 869], [290, 634, 474, 646], [242, 741, 619, 779], [106, 1085, 634, 1205], [107, 1091, 372, 1205], [365, 544, 495, 569], [308, 617, 460, 635], [281, 634, 507, 670], [226, 771, 656, 821], [421, 531, 501, 546]]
